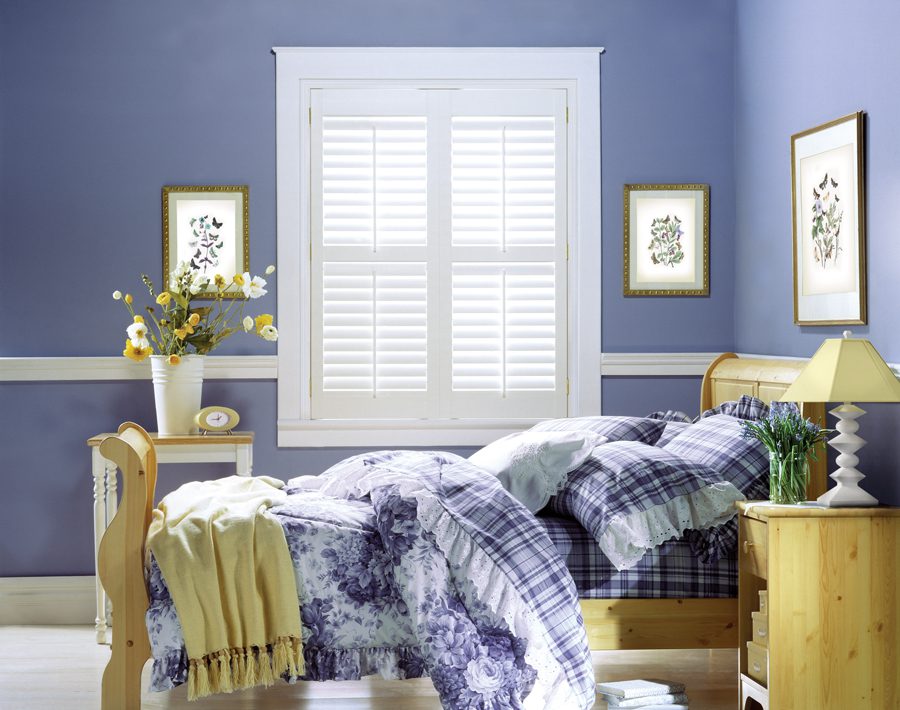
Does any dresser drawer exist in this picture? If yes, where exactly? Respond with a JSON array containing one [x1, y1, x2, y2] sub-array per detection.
[[751, 611, 768, 648], [740, 516, 768, 578], [746, 640, 768, 686], [758, 589, 767, 615]]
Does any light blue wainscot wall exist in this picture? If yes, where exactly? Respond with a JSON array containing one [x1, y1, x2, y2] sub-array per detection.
[[734, 0, 900, 505], [0, 0, 737, 576]]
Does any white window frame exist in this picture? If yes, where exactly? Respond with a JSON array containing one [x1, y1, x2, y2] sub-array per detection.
[[274, 47, 603, 447]]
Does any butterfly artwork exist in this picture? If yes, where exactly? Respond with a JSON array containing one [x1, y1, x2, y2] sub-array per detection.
[[188, 214, 225, 273]]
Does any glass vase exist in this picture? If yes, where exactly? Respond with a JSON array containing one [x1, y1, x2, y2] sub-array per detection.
[[769, 449, 809, 505]]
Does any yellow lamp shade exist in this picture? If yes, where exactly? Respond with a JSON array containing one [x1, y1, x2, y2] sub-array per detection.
[[780, 332, 900, 403]]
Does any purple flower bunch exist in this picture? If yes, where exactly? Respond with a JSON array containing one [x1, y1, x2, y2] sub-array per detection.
[[740, 401, 831, 460]]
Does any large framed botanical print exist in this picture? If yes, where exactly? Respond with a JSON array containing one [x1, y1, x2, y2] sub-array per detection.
[[791, 112, 866, 325], [623, 184, 709, 296]]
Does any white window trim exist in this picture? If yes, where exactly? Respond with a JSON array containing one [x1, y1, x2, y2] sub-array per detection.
[[274, 47, 604, 447]]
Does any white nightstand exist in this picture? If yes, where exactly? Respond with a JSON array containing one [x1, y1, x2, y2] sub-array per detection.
[[86, 431, 254, 644]]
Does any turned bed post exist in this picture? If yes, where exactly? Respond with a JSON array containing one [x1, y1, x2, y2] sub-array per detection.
[[97, 422, 157, 710]]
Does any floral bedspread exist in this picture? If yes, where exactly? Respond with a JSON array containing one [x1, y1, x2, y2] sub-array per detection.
[[145, 451, 595, 709]]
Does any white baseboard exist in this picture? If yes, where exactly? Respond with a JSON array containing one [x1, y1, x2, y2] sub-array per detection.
[[0, 576, 95, 625]]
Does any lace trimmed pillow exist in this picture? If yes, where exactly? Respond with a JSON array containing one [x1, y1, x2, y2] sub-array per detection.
[[469, 430, 608, 513], [548, 440, 744, 570]]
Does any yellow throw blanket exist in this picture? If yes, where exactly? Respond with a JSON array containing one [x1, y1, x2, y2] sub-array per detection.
[[147, 475, 304, 701]]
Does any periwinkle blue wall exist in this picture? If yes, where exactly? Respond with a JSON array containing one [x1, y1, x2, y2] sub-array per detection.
[[0, 0, 737, 576], [734, 0, 900, 505]]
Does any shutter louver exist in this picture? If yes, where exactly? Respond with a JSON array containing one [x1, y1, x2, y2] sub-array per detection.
[[322, 262, 427, 392], [322, 117, 427, 248], [451, 117, 556, 248], [451, 263, 556, 393]]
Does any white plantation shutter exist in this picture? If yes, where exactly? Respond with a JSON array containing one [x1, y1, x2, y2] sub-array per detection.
[[311, 87, 567, 421]]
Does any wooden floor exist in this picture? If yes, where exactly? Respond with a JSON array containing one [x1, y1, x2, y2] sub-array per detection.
[[0, 626, 737, 709]]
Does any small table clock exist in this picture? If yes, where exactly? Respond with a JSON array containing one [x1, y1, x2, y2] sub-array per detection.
[[195, 406, 240, 434]]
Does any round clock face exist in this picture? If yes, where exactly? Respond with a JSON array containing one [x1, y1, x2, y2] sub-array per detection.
[[205, 410, 231, 428]]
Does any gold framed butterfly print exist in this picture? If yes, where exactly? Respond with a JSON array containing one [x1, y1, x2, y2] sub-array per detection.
[[162, 185, 250, 299]]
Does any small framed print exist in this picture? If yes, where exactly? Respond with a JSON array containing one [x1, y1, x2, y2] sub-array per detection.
[[624, 184, 709, 296], [791, 112, 866, 325], [162, 185, 249, 299]]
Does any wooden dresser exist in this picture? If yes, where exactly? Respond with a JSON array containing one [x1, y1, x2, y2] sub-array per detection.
[[737, 501, 900, 709]]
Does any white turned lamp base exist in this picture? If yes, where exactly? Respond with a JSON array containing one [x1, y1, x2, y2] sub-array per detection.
[[817, 402, 879, 507]]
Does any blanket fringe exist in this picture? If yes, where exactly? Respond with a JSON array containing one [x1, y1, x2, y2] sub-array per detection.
[[186, 636, 305, 701]]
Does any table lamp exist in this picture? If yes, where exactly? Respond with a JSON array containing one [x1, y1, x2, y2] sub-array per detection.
[[780, 331, 900, 507]]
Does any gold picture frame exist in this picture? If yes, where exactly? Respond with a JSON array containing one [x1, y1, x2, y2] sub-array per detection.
[[623, 183, 709, 296], [791, 112, 866, 325], [162, 185, 250, 299]]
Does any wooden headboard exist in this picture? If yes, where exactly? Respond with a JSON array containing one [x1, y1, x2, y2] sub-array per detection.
[[700, 352, 828, 499]]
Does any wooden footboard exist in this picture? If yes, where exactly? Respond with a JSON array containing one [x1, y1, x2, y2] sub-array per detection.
[[97, 422, 157, 710], [580, 598, 738, 650]]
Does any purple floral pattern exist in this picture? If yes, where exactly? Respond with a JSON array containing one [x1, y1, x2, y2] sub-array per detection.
[[145, 484, 552, 708]]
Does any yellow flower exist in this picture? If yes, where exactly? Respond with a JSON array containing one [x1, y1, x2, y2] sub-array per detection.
[[160, 319, 168, 326], [188, 313, 201, 327], [255, 313, 273, 334], [133, 315, 144, 324], [233, 273, 245, 286], [123, 339, 152, 362], [156, 292, 171, 305], [167, 354, 181, 366], [124, 293, 133, 304], [214, 274, 227, 290]]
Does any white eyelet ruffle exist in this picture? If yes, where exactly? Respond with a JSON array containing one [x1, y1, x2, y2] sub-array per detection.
[[598, 482, 745, 571]]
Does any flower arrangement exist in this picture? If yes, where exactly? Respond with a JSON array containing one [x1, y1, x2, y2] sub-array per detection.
[[114, 261, 277, 363], [741, 402, 831, 504]]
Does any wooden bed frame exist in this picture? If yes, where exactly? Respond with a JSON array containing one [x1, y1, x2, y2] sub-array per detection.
[[97, 353, 826, 708]]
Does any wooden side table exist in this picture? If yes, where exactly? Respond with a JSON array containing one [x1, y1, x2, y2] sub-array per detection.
[[86, 431, 254, 644], [737, 501, 900, 709]]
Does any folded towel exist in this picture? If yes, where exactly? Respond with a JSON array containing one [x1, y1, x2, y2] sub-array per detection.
[[606, 692, 689, 707], [596, 679, 686, 700]]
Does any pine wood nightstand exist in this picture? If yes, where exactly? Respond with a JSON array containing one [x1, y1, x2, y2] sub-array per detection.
[[737, 501, 900, 710]]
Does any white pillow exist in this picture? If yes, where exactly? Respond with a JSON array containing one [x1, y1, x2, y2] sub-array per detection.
[[469, 430, 607, 512]]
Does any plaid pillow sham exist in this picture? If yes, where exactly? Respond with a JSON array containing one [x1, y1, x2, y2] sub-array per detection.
[[662, 412, 770, 563], [549, 440, 744, 570], [700, 394, 770, 422], [531, 415, 667, 446], [661, 414, 770, 499]]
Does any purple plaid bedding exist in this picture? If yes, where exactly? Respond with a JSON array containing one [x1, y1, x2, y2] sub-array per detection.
[[532, 415, 667, 446], [661, 414, 770, 500], [547, 441, 744, 570], [537, 514, 737, 598]]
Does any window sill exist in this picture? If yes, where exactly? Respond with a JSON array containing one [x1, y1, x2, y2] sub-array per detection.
[[277, 418, 540, 448]]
